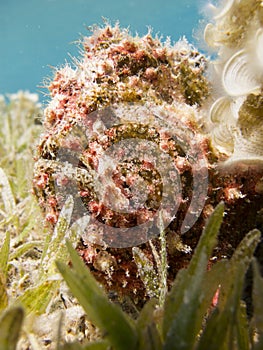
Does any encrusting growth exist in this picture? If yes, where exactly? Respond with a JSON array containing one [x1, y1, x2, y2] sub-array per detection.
[[33, 22, 263, 307]]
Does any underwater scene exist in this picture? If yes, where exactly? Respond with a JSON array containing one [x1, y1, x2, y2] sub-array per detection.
[[1, 0, 263, 349]]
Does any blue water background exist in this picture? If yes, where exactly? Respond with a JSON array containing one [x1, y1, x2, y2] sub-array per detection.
[[0, 0, 206, 102]]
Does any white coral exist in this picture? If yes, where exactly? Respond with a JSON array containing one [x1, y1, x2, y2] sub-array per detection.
[[205, 0, 263, 162]]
